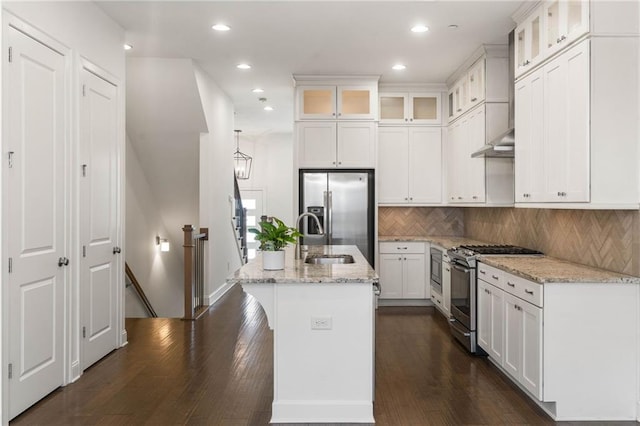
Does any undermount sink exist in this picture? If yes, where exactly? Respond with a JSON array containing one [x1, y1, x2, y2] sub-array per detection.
[[304, 254, 355, 265]]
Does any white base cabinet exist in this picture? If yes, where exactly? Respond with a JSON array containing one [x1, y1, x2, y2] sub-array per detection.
[[477, 261, 639, 421], [378, 242, 428, 300]]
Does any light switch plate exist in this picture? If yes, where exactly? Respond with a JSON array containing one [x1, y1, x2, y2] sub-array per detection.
[[311, 316, 332, 330]]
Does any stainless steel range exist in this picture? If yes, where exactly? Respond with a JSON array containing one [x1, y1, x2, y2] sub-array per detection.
[[447, 244, 543, 354]]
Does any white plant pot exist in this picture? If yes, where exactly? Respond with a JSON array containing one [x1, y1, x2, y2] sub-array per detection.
[[262, 250, 285, 270]]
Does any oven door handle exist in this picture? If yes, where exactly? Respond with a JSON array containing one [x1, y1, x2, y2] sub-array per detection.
[[451, 262, 471, 274]]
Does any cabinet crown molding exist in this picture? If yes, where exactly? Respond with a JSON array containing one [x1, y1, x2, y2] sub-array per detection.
[[378, 82, 447, 92], [446, 44, 508, 86], [293, 74, 380, 86], [511, 1, 542, 24]]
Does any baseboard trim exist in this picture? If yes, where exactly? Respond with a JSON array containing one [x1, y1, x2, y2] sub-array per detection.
[[271, 400, 374, 424], [205, 280, 237, 306], [120, 329, 128, 347], [377, 298, 433, 307], [70, 360, 81, 384]]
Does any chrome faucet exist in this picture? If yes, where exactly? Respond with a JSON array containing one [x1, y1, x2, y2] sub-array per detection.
[[295, 212, 324, 260]]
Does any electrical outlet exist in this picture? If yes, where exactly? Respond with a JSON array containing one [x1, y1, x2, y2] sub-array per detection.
[[311, 316, 332, 330]]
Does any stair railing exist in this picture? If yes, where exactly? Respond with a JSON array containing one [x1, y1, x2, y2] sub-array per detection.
[[125, 262, 158, 318], [233, 175, 248, 265], [183, 225, 209, 320]]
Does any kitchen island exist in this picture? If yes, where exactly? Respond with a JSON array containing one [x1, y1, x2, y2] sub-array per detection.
[[228, 245, 378, 424]]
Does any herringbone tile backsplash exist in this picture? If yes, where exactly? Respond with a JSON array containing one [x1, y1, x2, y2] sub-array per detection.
[[378, 207, 464, 237], [464, 208, 640, 277], [379, 207, 640, 276]]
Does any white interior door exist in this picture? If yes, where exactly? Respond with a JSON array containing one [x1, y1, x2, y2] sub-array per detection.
[[5, 26, 67, 419], [79, 67, 119, 369]]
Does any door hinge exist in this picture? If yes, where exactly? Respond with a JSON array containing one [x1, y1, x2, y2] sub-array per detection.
[[8, 363, 12, 379], [82, 84, 86, 97], [8, 257, 12, 273], [82, 326, 86, 339], [81, 164, 87, 177], [8, 151, 14, 168], [8, 46, 12, 63], [82, 245, 86, 258]]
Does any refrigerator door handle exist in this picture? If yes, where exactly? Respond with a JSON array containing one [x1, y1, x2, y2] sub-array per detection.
[[325, 190, 333, 245]]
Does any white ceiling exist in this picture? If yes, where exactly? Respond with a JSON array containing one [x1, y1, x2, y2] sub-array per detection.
[[97, 0, 524, 136]]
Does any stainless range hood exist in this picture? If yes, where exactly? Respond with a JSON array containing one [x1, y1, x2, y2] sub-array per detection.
[[471, 128, 514, 158], [471, 30, 515, 159]]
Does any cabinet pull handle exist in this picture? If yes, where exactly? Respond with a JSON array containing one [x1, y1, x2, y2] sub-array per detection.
[[507, 282, 515, 287], [479, 270, 486, 274], [332, 113, 336, 116], [405, 118, 408, 121], [523, 60, 531, 65], [338, 112, 342, 117], [472, 196, 478, 200], [409, 118, 413, 122], [445, 268, 450, 272], [456, 108, 462, 112], [525, 289, 534, 295], [471, 97, 477, 102], [491, 275, 499, 279]]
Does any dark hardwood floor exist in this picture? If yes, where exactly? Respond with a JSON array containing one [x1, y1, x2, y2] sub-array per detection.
[[11, 285, 634, 425]]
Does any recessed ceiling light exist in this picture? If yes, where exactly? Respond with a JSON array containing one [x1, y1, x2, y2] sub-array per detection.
[[392, 64, 406, 70], [264, 106, 274, 111], [448, 24, 459, 30], [411, 25, 429, 33], [236, 63, 251, 70], [252, 88, 264, 93], [212, 24, 231, 31], [124, 44, 133, 51]]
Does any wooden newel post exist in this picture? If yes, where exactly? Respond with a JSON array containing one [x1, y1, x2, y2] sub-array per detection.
[[183, 224, 195, 320]]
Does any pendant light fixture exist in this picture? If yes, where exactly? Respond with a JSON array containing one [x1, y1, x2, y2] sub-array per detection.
[[233, 129, 252, 180]]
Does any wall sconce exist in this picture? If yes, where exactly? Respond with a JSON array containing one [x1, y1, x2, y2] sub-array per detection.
[[156, 236, 170, 252]]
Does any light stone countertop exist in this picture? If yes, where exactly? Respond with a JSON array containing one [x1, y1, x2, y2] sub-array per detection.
[[228, 244, 378, 284], [478, 255, 640, 284], [379, 235, 640, 284], [378, 235, 487, 250]]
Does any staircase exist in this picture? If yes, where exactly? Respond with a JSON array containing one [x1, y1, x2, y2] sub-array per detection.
[[232, 176, 248, 265]]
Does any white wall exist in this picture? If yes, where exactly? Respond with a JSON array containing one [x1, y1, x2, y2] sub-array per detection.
[[193, 64, 241, 303], [125, 139, 185, 318], [238, 132, 295, 226]]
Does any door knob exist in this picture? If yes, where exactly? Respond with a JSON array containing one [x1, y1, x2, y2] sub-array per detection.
[[58, 257, 69, 267], [113, 247, 121, 254]]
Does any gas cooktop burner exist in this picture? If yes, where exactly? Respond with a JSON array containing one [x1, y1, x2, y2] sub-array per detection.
[[459, 245, 543, 255]]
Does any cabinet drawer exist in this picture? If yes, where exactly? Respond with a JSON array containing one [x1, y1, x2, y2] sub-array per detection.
[[431, 289, 443, 309], [379, 241, 425, 254], [503, 272, 543, 308], [478, 263, 503, 289]]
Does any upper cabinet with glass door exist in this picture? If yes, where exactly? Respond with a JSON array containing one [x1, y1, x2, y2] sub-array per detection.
[[296, 83, 378, 120], [515, 5, 545, 77], [543, 0, 589, 58], [514, 0, 589, 79], [379, 92, 442, 125]]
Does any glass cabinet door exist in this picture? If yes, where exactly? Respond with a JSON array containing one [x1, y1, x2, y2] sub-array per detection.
[[545, 0, 561, 50], [298, 86, 336, 119], [379, 93, 408, 123], [337, 86, 375, 119], [467, 59, 485, 107], [410, 93, 441, 124]]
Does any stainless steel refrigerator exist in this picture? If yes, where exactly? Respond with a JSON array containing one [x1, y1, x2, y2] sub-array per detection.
[[299, 170, 375, 265]]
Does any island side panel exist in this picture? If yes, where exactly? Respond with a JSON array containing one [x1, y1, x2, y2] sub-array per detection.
[[271, 282, 375, 423], [543, 282, 639, 421]]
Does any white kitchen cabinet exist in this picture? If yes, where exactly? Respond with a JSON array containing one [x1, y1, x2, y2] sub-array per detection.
[[477, 278, 505, 365], [503, 291, 543, 400], [378, 242, 428, 300], [515, 5, 545, 77], [446, 104, 513, 205], [467, 59, 485, 108], [514, 69, 545, 202], [543, 0, 589, 59], [543, 40, 589, 202], [296, 84, 377, 120], [515, 40, 589, 203], [297, 121, 375, 168], [379, 92, 441, 124], [378, 127, 442, 205]]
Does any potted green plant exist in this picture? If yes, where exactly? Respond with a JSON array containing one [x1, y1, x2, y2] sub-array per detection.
[[249, 217, 301, 270]]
